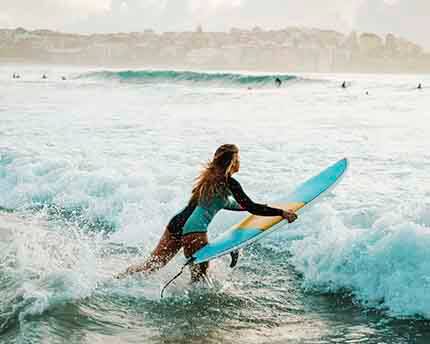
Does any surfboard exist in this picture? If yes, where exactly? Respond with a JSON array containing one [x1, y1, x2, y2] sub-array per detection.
[[191, 158, 348, 264]]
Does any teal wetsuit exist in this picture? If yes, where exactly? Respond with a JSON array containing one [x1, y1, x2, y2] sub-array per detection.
[[167, 177, 283, 237]]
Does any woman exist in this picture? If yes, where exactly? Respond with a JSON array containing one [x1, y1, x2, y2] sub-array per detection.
[[118, 144, 297, 281]]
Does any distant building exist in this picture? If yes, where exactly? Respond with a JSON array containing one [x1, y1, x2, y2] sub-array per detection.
[[360, 33, 384, 56]]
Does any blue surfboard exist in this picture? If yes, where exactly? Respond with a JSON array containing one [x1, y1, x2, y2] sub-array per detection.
[[191, 158, 348, 264]]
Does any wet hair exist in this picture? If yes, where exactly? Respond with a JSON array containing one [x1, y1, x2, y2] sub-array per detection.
[[190, 144, 239, 203]]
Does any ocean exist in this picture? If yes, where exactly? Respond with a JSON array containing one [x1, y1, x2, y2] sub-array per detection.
[[1, 65, 430, 343]]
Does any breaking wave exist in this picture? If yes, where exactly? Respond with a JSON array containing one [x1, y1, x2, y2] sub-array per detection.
[[77, 70, 299, 87]]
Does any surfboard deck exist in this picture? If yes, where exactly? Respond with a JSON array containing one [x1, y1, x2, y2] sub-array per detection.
[[191, 158, 348, 264]]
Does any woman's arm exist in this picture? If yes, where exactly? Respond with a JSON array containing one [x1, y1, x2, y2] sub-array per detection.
[[226, 177, 284, 216]]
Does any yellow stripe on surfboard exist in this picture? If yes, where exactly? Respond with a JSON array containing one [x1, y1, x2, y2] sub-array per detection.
[[235, 202, 305, 231]]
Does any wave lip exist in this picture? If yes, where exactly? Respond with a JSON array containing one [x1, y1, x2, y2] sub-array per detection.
[[77, 70, 298, 87]]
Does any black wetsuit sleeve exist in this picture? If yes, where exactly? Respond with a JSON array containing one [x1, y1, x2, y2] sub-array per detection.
[[227, 177, 284, 216]]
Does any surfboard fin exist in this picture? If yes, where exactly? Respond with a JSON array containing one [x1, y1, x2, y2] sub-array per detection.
[[230, 250, 239, 268]]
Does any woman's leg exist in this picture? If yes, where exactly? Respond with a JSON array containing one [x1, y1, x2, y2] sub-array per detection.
[[121, 227, 182, 277], [182, 232, 209, 282]]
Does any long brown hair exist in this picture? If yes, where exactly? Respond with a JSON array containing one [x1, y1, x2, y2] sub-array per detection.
[[190, 144, 239, 204]]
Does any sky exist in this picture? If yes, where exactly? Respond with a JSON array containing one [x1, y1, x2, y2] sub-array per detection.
[[1, 0, 429, 50]]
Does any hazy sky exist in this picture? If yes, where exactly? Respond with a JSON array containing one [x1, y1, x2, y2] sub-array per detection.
[[1, 0, 429, 49]]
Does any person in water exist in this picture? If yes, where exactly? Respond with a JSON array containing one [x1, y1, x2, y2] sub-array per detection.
[[275, 77, 282, 87], [417, 83, 422, 89], [118, 144, 298, 281], [341, 81, 347, 88]]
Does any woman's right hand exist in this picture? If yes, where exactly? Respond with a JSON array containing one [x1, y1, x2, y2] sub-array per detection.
[[282, 210, 298, 223]]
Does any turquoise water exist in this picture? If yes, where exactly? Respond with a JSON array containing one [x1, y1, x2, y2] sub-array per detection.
[[1, 67, 430, 343]]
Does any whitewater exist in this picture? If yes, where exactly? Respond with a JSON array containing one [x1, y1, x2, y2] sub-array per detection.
[[1, 65, 430, 343]]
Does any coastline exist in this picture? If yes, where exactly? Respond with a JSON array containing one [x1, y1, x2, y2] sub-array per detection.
[[2, 27, 430, 74]]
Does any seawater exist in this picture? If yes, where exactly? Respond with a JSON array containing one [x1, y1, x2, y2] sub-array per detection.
[[1, 66, 430, 343]]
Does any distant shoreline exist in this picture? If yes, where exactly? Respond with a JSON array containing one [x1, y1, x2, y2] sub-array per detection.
[[2, 26, 430, 73]]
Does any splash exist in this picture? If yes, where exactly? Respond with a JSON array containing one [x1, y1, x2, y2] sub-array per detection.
[[289, 203, 430, 318]]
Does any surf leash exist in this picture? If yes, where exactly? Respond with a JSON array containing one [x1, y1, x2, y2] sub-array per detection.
[[160, 257, 195, 298]]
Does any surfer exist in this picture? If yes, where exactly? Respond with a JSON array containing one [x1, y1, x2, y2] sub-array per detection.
[[417, 83, 422, 89], [275, 77, 282, 87], [341, 81, 347, 88], [117, 144, 297, 281]]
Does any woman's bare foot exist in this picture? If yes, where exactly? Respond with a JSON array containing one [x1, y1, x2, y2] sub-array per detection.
[[114, 264, 144, 279]]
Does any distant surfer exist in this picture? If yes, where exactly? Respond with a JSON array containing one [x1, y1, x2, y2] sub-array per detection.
[[42, 74, 47, 79], [275, 77, 282, 88], [61, 76, 66, 81], [342, 81, 347, 88], [116, 144, 297, 281], [417, 83, 422, 89]]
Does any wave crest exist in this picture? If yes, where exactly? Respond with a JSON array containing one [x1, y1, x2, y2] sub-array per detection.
[[77, 70, 298, 87]]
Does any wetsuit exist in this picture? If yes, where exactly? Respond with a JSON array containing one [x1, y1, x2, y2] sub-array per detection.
[[167, 177, 283, 237]]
